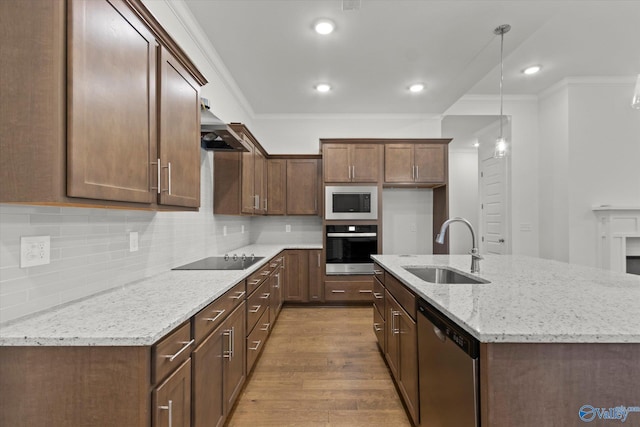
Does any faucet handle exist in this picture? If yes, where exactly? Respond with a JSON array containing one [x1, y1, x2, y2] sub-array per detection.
[[469, 248, 483, 259]]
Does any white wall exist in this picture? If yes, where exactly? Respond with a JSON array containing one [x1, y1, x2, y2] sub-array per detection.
[[382, 189, 433, 255], [253, 114, 441, 154], [444, 95, 540, 257], [566, 80, 640, 267], [448, 149, 480, 254]]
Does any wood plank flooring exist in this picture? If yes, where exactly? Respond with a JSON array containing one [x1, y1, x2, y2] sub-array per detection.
[[226, 306, 412, 427]]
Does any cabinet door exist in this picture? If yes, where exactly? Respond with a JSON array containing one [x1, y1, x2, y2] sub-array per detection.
[[67, 0, 156, 203], [267, 159, 286, 215], [284, 250, 309, 302], [223, 302, 246, 414], [158, 47, 201, 208], [308, 249, 323, 302], [192, 326, 225, 427], [384, 291, 400, 379], [287, 159, 319, 215], [254, 148, 267, 214], [384, 144, 414, 183], [241, 141, 255, 214], [398, 307, 419, 425], [323, 144, 351, 182], [414, 144, 445, 184], [351, 144, 380, 182], [153, 358, 191, 427]]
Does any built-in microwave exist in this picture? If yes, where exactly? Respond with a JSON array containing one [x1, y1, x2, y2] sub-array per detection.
[[325, 185, 378, 220]]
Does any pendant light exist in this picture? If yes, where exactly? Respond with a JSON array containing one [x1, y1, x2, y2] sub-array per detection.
[[632, 74, 640, 109], [494, 24, 510, 158]]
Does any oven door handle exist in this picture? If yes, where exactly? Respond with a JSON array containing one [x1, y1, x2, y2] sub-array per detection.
[[326, 232, 377, 237]]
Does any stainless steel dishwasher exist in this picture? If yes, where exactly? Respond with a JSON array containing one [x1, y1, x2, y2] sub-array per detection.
[[418, 298, 480, 427]]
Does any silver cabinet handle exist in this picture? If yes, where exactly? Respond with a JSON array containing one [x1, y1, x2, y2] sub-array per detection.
[[373, 269, 383, 275], [231, 291, 246, 300], [260, 292, 270, 299], [359, 289, 373, 293], [415, 165, 419, 181], [260, 322, 270, 332], [264, 198, 268, 211], [231, 326, 235, 358], [270, 263, 278, 268], [249, 305, 261, 313], [163, 339, 194, 362], [274, 273, 280, 288], [412, 165, 415, 181], [348, 165, 351, 180], [204, 309, 225, 323], [151, 158, 161, 194], [249, 340, 261, 351], [167, 162, 172, 195], [351, 165, 355, 180], [158, 399, 173, 427], [254, 194, 260, 210], [249, 279, 261, 286], [391, 309, 400, 335], [223, 329, 232, 359], [331, 290, 346, 293], [373, 323, 382, 332], [373, 292, 383, 299], [260, 271, 270, 276], [317, 253, 321, 268]]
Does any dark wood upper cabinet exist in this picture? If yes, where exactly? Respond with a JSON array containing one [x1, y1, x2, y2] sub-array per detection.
[[286, 159, 319, 215], [323, 143, 380, 183], [267, 159, 287, 215], [384, 142, 447, 186], [0, 0, 206, 209]]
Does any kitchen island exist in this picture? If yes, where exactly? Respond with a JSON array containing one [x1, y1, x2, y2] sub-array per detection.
[[372, 254, 640, 427]]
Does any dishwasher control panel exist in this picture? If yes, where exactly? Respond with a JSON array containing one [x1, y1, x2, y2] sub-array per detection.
[[418, 302, 479, 358]]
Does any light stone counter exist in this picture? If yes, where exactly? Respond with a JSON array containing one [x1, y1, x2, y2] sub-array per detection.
[[372, 254, 640, 343], [0, 244, 320, 346]]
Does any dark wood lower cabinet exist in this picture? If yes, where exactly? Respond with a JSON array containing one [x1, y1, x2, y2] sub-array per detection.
[[284, 250, 309, 302], [192, 325, 225, 427], [308, 249, 323, 302], [152, 359, 191, 427]]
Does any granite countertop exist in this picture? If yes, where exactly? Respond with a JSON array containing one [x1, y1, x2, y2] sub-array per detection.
[[372, 254, 640, 344], [0, 244, 321, 347]]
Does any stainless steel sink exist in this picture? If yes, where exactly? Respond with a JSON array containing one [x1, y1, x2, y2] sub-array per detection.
[[403, 266, 490, 284]]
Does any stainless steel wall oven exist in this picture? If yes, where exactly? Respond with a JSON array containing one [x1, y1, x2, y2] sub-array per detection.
[[325, 224, 378, 275]]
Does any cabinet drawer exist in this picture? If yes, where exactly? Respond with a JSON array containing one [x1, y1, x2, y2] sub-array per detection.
[[247, 280, 270, 333], [194, 281, 246, 344], [373, 263, 385, 282], [246, 308, 270, 374], [385, 273, 416, 320], [247, 262, 273, 295], [373, 276, 385, 318], [373, 304, 385, 352], [324, 280, 373, 302], [152, 321, 193, 385]]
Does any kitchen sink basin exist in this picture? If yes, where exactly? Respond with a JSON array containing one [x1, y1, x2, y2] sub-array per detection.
[[403, 266, 490, 284]]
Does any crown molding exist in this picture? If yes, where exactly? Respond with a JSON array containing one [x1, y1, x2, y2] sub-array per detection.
[[457, 94, 539, 104], [539, 76, 636, 100], [253, 113, 441, 121], [163, 0, 256, 118]]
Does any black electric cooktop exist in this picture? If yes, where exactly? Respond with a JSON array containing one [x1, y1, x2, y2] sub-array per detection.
[[172, 256, 265, 271]]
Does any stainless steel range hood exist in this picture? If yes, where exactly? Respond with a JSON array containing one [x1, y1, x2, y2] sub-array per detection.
[[200, 98, 249, 151]]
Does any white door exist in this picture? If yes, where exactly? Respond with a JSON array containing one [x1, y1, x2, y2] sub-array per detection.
[[480, 156, 508, 254]]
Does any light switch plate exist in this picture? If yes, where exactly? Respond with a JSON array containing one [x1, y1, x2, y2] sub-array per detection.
[[20, 236, 50, 268], [129, 232, 139, 252], [286, 224, 291, 233], [223, 226, 227, 236], [241, 225, 245, 234]]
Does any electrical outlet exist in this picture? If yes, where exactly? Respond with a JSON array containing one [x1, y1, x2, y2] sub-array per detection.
[[286, 224, 291, 233], [223, 226, 227, 236], [20, 236, 50, 268], [129, 231, 139, 252], [241, 225, 245, 234]]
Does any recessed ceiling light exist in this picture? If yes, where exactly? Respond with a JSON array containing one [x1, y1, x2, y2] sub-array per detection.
[[523, 65, 541, 75], [409, 83, 425, 93], [314, 19, 335, 35], [473, 142, 480, 148], [315, 83, 331, 93]]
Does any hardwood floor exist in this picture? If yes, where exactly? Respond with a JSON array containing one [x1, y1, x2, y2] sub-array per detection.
[[226, 306, 412, 427]]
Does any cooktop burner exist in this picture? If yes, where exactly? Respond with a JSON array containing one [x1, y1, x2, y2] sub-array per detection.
[[172, 255, 265, 271]]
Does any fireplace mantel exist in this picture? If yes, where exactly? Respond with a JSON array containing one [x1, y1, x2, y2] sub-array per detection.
[[593, 206, 640, 272]]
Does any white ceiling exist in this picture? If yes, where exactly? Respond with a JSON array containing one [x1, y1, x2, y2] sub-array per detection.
[[182, 0, 640, 115]]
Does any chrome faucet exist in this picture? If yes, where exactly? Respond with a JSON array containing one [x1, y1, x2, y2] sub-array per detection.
[[435, 217, 483, 273]]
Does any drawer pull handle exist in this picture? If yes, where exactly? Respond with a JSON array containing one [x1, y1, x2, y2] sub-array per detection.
[[250, 279, 261, 285], [231, 291, 246, 300], [331, 290, 346, 293], [373, 323, 383, 332], [261, 271, 270, 276], [163, 339, 194, 362], [270, 263, 278, 268], [249, 305, 262, 313], [204, 309, 226, 323], [260, 323, 270, 331], [359, 290, 373, 293], [158, 400, 173, 427], [249, 340, 262, 351], [260, 293, 270, 299], [373, 270, 383, 275], [373, 292, 383, 299]]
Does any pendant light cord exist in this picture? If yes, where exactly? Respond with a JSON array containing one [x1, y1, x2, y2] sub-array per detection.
[[499, 29, 504, 139]]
